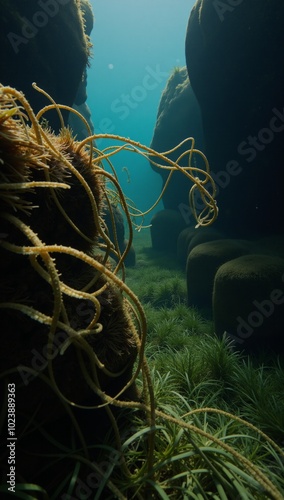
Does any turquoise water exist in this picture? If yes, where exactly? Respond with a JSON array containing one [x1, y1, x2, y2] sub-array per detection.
[[87, 0, 196, 225]]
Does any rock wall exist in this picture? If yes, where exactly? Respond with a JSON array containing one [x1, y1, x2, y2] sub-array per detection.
[[150, 66, 204, 212], [186, 0, 284, 237], [0, 0, 90, 131]]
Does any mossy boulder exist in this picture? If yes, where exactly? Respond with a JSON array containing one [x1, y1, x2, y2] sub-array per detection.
[[186, 239, 251, 308], [177, 226, 224, 268], [213, 254, 284, 354], [187, 227, 224, 255]]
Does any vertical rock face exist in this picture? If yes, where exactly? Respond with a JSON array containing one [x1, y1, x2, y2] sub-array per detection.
[[68, 0, 95, 140], [185, 0, 284, 238], [150, 67, 204, 212], [0, 0, 90, 131]]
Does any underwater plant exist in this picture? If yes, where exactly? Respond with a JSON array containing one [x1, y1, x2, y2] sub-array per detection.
[[0, 84, 283, 498]]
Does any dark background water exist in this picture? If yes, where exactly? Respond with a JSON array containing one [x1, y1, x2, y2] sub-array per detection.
[[87, 0, 195, 226]]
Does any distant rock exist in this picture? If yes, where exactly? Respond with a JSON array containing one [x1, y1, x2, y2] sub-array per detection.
[[150, 66, 204, 213], [150, 209, 186, 253]]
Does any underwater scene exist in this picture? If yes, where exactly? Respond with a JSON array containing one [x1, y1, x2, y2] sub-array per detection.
[[0, 0, 284, 498]]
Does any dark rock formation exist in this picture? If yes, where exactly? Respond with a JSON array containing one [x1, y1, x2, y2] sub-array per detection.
[[213, 254, 284, 354], [68, 0, 95, 140], [186, 0, 284, 238], [187, 227, 224, 255], [150, 66, 204, 213], [177, 226, 224, 268], [186, 239, 251, 309], [0, 0, 90, 131], [150, 209, 186, 253], [68, 101, 95, 140], [177, 227, 196, 267]]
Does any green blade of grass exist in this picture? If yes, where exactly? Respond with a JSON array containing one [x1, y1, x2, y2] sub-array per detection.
[[145, 479, 171, 499], [0, 483, 49, 499]]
